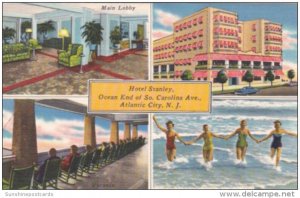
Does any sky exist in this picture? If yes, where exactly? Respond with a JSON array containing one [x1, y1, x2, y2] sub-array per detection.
[[153, 3, 297, 72], [3, 99, 148, 152]]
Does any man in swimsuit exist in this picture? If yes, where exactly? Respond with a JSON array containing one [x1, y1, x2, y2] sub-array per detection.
[[258, 120, 297, 167], [153, 116, 186, 162], [185, 124, 226, 164], [225, 120, 259, 163]]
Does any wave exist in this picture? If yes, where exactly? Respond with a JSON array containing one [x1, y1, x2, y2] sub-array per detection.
[[247, 153, 297, 166]]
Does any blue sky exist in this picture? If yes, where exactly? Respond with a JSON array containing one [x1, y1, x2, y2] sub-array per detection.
[[153, 3, 297, 68], [3, 99, 148, 152]]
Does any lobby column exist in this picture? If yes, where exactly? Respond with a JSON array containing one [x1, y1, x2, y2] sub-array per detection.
[[124, 122, 131, 140], [12, 100, 37, 168], [110, 121, 119, 144], [84, 115, 96, 148], [132, 124, 138, 139], [32, 17, 37, 39]]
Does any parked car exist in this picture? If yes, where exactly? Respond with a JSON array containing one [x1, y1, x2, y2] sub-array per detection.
[[288, 82, 298, 87], [234, 87, 259, 95]]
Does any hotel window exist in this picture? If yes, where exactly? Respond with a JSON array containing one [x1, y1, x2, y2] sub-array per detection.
[[213, 15, 218, 22], [252, 24, 256, 31], [238, 26, 242, 33], [254, 77, 261, 81], [251, 47, 256, 53], [161, 65, 167, 73], [154, 66, 159, 73], [252, 35, 256, 43], [169, 64, 175, 72]]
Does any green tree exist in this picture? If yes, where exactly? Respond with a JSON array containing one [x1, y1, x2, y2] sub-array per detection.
[[287, 69, 295, 83], [110, 26, 122, 47], [180, 69, 193, 80], [37, 20, 55, 41], [3, 27, 16, 44], [217, 70, 228, 92], [81, 21, 103, 52], [242, 70, 254, 87], [265, 70, 275, 86]]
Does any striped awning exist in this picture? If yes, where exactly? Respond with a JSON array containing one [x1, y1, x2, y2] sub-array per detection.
[[274, 70, 285, 76]]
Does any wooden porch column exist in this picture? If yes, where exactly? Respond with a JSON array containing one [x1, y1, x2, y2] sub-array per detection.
[[12, 100, 37, 168], [83, 115, 96, 148], [110, 121, 119, 144], [132, 124, 138, 139], [124, 123, 131, 140]]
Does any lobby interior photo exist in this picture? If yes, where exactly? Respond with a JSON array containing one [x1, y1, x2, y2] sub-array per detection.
[[3, 3, 149, 95]]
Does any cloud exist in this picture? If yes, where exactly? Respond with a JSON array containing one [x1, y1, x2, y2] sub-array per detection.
[[282, 29, 297, 50], [282, 60, 297, 71], [155, 9, 180, 28], [3, 109, 148, 152], [153, 29, 173, 40]]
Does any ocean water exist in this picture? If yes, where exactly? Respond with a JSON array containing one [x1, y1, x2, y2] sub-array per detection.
[[152, 99, 297, 189]]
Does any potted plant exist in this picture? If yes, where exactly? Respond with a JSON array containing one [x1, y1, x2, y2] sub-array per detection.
[[110, 26, 122, 52], [37, 20, 55, 43], [3, 27, 16, 44], [21, 21, 32, 42], [81, 21, 103, 59]]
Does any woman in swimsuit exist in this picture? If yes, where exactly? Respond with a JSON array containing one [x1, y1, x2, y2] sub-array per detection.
[[185, 124, 226, 163], [258, 120, 297, 167], [225, 120, 259, 162], [153, 116, 186, 162]]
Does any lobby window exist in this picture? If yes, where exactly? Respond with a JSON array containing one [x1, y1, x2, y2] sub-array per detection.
[[254, 61, 261, 67], [242, 61, 251, 67], [198, 61, 207, 66], [169, 64, 175, 72], [213, 60, 225, 66], [154, 66, 159, 73], [161, 65, 167, 73], [274, 62, 280, 66], [254, 77, 261, 81]]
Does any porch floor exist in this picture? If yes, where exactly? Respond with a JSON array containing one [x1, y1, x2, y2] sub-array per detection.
[[58, 144, 148, 190]]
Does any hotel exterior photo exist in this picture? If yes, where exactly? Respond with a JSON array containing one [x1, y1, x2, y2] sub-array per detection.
[[153, 7, 284, 87]]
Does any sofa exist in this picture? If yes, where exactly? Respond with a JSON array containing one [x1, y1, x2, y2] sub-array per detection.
[[3, 43, 30, 63], [58, 44, 83, 67]]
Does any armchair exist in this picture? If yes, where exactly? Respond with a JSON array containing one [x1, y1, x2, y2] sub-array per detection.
[[58, 44, 83, 67]]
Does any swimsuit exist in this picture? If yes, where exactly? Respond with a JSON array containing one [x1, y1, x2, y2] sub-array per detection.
[[166, 135, 176, 150], [271, 133, 282, 149], [203, 132, 213, 151], [236, 132, 248, 148]]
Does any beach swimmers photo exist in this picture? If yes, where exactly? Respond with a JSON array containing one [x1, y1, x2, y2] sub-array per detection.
[[151, 98, 297, 189]]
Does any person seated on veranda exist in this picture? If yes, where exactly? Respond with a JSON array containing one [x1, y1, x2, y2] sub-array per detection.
[[35, 148, 60, 182], [60, 145, 79, 171], [98, 143, 106, 152]]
